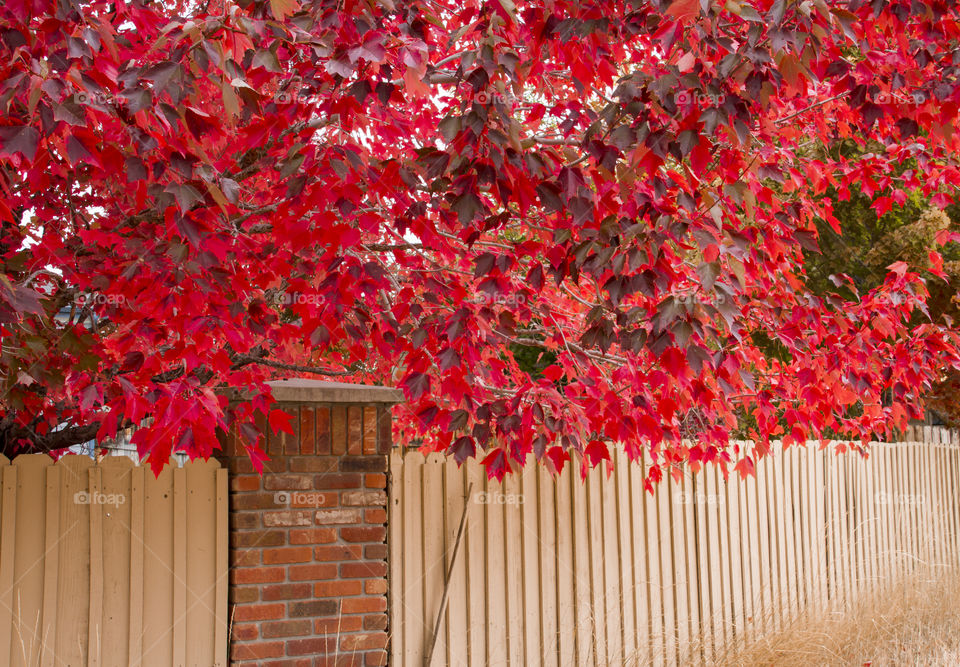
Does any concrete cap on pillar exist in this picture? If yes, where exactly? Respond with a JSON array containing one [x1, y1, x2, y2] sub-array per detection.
[[268, 378, 404, 404]]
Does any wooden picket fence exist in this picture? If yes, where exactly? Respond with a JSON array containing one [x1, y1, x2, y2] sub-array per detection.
[[388, 427, 960, 666], [0, 454, 228, 667]]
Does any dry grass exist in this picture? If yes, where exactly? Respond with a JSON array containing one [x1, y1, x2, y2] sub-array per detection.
[[710, 568, 960, 667]]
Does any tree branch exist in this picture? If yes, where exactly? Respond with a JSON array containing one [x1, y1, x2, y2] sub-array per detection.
[[0, 420, 101, 458]]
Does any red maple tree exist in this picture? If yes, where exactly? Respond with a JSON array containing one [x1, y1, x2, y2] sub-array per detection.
[[2, 0, 960, 481]]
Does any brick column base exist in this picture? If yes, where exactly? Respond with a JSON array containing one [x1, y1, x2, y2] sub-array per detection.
[[219, 382, 398, 667]]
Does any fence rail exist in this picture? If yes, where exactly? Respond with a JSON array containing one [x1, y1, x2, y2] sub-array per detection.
[[389, 427, 960, 666], [0, 454, 228, 667]]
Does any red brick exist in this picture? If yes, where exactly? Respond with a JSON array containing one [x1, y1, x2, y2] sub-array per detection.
[[231, 550, 261, 567], [314, 616, 364, 634], [226, 457, 255, 474], [263, 510, 314, 527], [365, 649, 388, 666], [316, 408, 331, 454], [264, 474, 314, 491], [376, 406, 392, 455], [339, 632, 388, 651], [365, 474, 386, 489], [348, 406, 363, 455], [340, 561, 386, 579], [314, 473, 363, 489], [291, 492, 337, 508], [313, 656, 365, 667], [331, 406, 347, 455], [314, 580, 363, 597], [289, 527, 337, 544], [262, 660, 311, 667], [231, 641, 284, 660], [340, 457, 386, 473], [300, 407, 315, 455], [364, 579, 387, 595], [314, 544, 362, 561], [261, 619, 312, 638], [263, 547, 312, 564], [263, 456, 291, 474], [232, 586, 259, 603], [342, 491, 386, 506], [262, 583, 312, 601], [285, 416, 301, 455], [231, 623, 258, 641], [363, 614, 387, 631], [233, 493, 285, 510], [232, 603, 285, 621], [340, 526, 386, 543], [231, 475, 261, 492], [364, 509, 387, 524], [362, 407, 378, 454], [232, 567, 285, 585], [232, 530, 285, 547], [289, 563, 338, 581], [289, 599, 339, 617], [216, 430, 239, 456], [341, 597, 386, 614], [230, 513, 259, 530], [364, 544, 388, 560], [314, 508, 363, 524], [286, 637, 337, 656], [289, 457, 338, 473]]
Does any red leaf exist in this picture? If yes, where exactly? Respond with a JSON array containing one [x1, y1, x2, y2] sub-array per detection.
[[666, 0, 700, 21], [887, 260, 909, 277], [585, 439, 610, 467], [269, 409, 294, 436], [269, 0, 299, 19], [542, 365, 564, 382], [0, 125, 39, 161], [402, 372, 431, 400], [481, 449, 510, 481], [929, 251, 945, 278], [734, 457, 755, 480]]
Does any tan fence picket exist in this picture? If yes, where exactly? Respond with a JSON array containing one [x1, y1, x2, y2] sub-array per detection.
[[554, 463, 575, 667], [0, 454, 225, 667], [389, 437, 960, 666], [614, 451, 637, 665]]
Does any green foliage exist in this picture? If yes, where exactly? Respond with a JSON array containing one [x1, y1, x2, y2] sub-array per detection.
[[511, 341, 556, 380], [801, 144, 960, 425], [805, 140, 960, 319]]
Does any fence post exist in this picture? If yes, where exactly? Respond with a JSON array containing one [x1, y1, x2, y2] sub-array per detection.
[[217, 379, 403, 666]]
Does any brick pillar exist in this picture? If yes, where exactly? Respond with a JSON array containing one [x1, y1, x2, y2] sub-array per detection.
[[219, 380, 401, 667]]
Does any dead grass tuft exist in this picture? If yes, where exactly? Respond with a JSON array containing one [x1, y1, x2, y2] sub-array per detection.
[[708, 567, 960, 667]]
